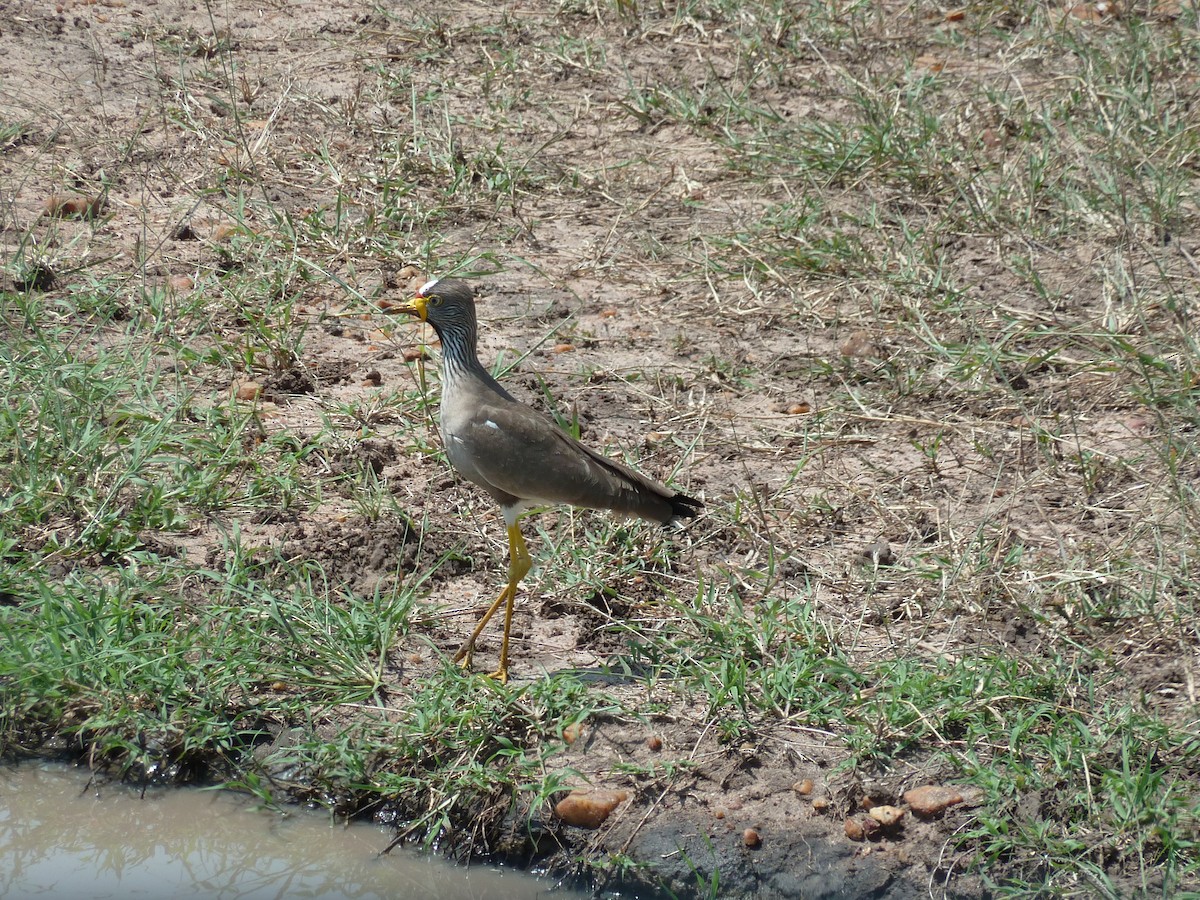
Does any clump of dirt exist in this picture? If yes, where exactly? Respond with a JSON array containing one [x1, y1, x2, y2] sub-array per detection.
[[277, 517, 418, 596], [326, 437, 399, 480], [262, 365, 317, 398]]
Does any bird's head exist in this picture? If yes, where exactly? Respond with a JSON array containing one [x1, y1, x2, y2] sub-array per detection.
[[399, 278, 476, 331]]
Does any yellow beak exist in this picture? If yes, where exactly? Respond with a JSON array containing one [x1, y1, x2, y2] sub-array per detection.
[[397, 295, 428, 321]]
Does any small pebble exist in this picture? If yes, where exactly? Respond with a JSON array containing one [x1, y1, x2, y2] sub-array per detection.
[[646, 735, 663, 752], [868, 805, 905, 827], [554, 789, 627, 829], [793, 778, 815, 796], [743, 828, 760, 848], [234, 381, 262, 401], [43, 193, 105, 219], [903, 784, 964, 817], [562, 722, 584, 745]]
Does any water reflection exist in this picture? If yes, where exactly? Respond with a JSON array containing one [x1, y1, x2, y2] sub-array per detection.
[[0, 761, 576, 899]]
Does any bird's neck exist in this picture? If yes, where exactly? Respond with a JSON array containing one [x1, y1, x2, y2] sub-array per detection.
[[436, 321, 491, 384], [434, 320, 517, 404]]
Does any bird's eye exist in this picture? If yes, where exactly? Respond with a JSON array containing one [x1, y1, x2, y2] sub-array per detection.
[[429, 295, 443, 307]]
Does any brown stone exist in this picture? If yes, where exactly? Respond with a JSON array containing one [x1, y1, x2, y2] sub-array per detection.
[[234, 381, 262, 401], [868, 804, 905, 827], [793, 778, 814, 796], [903, 784, 964, 817], [562, 722, 583, 745], [554, 788, 627, 829], [743, 828, 760, 848], [44, 194, 105, 220]]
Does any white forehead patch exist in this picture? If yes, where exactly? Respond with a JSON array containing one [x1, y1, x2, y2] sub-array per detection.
[[418, 278, 439, 296]]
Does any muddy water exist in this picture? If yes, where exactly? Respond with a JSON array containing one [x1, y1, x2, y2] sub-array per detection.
[[0, 762, 581, 899]]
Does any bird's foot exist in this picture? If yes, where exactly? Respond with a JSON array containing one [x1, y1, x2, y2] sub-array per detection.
[[452, 641, 475, 670], [451, 643, 508, 683]]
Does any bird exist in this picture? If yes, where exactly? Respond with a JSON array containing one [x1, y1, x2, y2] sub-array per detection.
[[394, 277, 702, 682]]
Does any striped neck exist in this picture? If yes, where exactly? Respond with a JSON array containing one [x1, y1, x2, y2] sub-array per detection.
[[431, 317, 490, 385]]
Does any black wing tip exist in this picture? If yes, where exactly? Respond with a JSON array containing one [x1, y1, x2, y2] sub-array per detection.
[[667, 492, 703, 523]]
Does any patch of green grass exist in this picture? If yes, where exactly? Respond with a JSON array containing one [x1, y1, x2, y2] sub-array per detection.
[[360, 670, 602, 849], [962, 701, 1200, 897], [0, 117, 36, 150], [628, 571, 856, 742], [0, 540, 598, 851], [6, 0, 1200, 894], [0, 273, 604, 861], [623, 559, 1200, 893]]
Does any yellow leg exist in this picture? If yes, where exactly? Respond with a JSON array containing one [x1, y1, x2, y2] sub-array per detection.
[[452, 522, 531, 683], [452, 585, 511, 670]]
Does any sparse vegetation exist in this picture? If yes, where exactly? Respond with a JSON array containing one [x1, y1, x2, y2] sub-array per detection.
[[2, 0, 1199, 897]]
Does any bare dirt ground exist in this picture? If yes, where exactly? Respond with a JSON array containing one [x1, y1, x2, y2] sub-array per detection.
[[4, 0, 1200, 897]]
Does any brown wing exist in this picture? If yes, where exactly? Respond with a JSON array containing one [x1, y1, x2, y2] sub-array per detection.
[[460, 396, 687, 523]]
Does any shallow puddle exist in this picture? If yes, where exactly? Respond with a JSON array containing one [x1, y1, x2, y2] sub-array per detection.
[[0, 761, 581, 899]]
